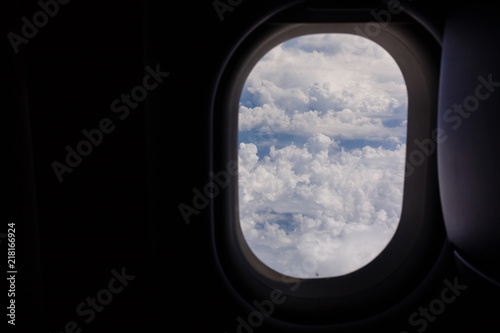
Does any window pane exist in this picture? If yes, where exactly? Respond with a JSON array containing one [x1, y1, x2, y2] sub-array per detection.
[[238, 33, 407, 278]]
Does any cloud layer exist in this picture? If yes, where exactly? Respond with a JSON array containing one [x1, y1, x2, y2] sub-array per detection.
[[238, 33, 407, 278]]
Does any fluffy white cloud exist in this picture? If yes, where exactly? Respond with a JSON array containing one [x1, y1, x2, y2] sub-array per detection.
[[240, 106, 405, 142], [240, 33, 407, 114], [238, 33, 407, 278], [239, 137, 405, 277]]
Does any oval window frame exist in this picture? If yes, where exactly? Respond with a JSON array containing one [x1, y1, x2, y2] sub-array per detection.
[[211, 8, 444, 325]]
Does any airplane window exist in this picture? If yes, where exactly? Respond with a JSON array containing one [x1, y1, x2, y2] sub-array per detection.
[[238, 33, 408, 278]]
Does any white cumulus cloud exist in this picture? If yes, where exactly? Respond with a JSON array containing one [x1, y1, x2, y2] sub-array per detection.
[[238, 33, 407, 278]]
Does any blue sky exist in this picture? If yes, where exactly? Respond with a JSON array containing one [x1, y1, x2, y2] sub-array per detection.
[[238, 33, 407, 278]]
